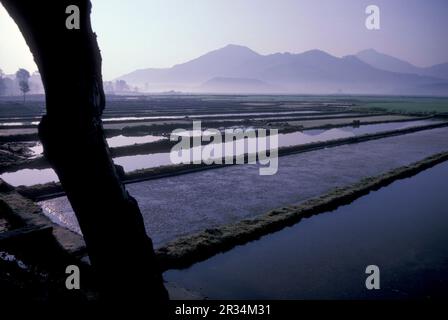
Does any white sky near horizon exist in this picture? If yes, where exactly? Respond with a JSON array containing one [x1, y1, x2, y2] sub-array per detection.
[[1, 0, 448, 80]]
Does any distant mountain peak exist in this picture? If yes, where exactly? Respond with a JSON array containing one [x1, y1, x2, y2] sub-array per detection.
[[355, 49, 448, 80], [356, 48, 421, 75], [213, 44, 261, 56], [298, 49, 339, 62], [223, 43, 251, 49], [301, 49, 334, 56], [357, 48, 380, 55], [116, 44, 448, 95]]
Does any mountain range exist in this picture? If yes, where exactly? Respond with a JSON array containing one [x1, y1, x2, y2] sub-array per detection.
[[118, 45, 448, 95]]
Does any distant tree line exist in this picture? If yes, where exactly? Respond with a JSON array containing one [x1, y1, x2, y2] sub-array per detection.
[[0, 69, 136, 97], [104, 80, 139, 94], [0, 67, 44, 98]]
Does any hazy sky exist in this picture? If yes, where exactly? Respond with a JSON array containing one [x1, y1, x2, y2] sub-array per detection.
[[1, 0, 447, 80]]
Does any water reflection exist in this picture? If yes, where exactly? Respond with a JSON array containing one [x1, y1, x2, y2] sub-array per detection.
[[0, 120, 442, 186], [164, 161, 448, 299], [114, 153, 172, 172], [278, 120, 436, 147], [102, 110, 320, 122], [29, 134, 166, 156], [0, 168, 58, 186], [0, 121, 40, 127], [106, 134, 165, 147], [116, 120, 441, 172]]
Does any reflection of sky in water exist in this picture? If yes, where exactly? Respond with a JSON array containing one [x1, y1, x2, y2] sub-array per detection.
[[0, 119, 442, 186], [250, 113, 355, 121], [172, 129, 222, 138], [29, 144, 43, 157], [0, 121, 40, 127], [114, 153, 172, 172], [0, 168, 58, 186], [106, 134, 165, 147], [29, 134, 166, 156], [0, 110, 322, 126], [164, 161, 448, 299], [102, 110, 319, 122], [117, 119, 441, 172]]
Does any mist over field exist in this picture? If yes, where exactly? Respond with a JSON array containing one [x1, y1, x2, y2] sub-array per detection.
[[2, 45, 448, 97]]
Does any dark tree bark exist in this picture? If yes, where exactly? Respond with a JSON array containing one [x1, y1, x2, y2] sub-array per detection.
[[1, 0, 168, 303]]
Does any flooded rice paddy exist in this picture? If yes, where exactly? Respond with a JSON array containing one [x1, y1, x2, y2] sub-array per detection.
[[39, 127, 448, 248], [0, 119, 442, 186], [1, 119, 440, 186], [2, 95, 447, 300], [164, 161, 448, 299]]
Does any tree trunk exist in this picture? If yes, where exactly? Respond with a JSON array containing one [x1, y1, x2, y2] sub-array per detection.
[[1, 0, 168, 303]]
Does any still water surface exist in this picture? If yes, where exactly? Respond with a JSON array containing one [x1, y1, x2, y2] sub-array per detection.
[[165, 161, 448, 299]]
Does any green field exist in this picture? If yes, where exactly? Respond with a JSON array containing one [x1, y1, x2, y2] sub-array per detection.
[[353, 96, 448, 114]]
